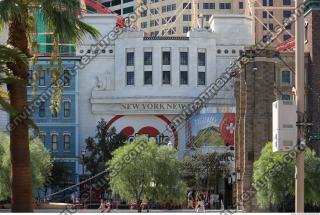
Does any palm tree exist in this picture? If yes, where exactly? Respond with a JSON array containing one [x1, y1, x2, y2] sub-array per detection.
[[0, 0, 99, 212]]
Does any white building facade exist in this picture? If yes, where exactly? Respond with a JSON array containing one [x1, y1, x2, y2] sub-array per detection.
[[77, 13, 254, 162]]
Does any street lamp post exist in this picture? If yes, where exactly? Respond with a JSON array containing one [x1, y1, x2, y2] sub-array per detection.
[[81, 149, 86, 176]]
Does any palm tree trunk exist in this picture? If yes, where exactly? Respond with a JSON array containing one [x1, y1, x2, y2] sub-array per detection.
[[7, 16, 33, 212]]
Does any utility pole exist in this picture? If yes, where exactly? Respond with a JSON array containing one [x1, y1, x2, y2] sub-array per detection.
[[295, 0, 304, 212]]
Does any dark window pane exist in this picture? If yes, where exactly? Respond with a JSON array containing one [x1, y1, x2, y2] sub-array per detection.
[[127, 71, 135, 85], [180, 52, 188, 65], [144, 71, 152, 85], [126, 52, 135, 66], [63, 70, 70, 86], [144, 52, 152, 65], [162, 51, 171, 65], [198, 52, 206, 66], [162, 71, 171, 84], [180, 71, 188, 85], [198, 72, 206, 85]]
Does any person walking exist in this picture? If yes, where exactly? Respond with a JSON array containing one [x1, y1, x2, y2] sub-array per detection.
[[195, 193, 205, 213], [218, 192, 224, 210], [187, 191, 194, 209], [98, 199, 106, 213]]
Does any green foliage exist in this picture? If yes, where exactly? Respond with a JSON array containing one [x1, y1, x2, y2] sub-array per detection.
[[253, 142, 320, 209], [0, 132, 52, 200], [180, 152, 230, 191], [191, 127, 225, 148], [108, 136, 187, 207], [83, 119, 127, 176]]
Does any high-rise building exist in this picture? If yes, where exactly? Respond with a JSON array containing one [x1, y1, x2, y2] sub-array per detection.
[[249, 0, 295, 43], [136, 0, 248, 36], [99, 0, 135, 15]]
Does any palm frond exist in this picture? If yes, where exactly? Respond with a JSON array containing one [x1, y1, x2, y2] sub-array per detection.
[[0, 0, 26, 23], [0, 45, 28, 65]]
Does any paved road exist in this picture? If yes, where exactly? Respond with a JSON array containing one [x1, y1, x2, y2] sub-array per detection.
[[1, 209, 229, 213]]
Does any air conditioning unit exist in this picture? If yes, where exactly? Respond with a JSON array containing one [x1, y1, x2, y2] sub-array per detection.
[[272, 100, 297, 152]]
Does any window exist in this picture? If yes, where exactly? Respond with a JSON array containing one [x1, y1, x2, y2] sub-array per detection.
[[203, 3, 215, 9], [40, 133, 46, 144], [226, 3, 231, 9], [269, 0, 273, 6], [269, 11, 273, 18], [162, 71, 171, 85], [39, 71, 45, 86], [180, 71, 188, 85], [283, 0, 291, 5], [64, 101, 70, 117], [198, 72, 206, 85], [126, 71, 134, 85], [39, 102, 45, 117], [198, 52, 206, 66], [263, 24, 268, 30], [183, 3, 191, 9], [28, 70, 33, 86], [281, 70, 291, 84], [162, 51, 171, 65], [183, 15, 192, 21], [183, 26, 191, 33], [144, 71, 152, 85], [180, 52, 188, 65], [52, 106, 58, 118], [141, 22, 147, 28], [239, 2, 244, 9], [144, 52, 152, 65], [282, 94, 291, 100], [63, 70, 70, 86], [63, 134, 70, 151], [263, 0, 267, 6], [219, 3, 225, 9], [52, 134, 58, 151], [283, 10, 291, 18], [283, 34, 291, 41], [126, 52, 134, 66], [269, 23, 274, 30]]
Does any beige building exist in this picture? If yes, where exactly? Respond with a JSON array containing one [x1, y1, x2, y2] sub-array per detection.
[[136, 0, 248, 36], [251, 0, 295, 44]]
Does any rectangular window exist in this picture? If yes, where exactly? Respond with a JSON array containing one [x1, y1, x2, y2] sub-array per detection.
[[282, 94, 291, 100], [226, 3, 231, 9], [198, 72, 206, 85], [162, 51, 171, 65], [269, 0, 273, 6], [183, 3, 191, 9], [198, 52, 206, 66], [144, 52, 152, 65], [269, 23, 274, 30], [64, 134, 70, 151], [52, 134, 58, 151], [183, 26, 191, 33], [180, 52, 188, 65], [283, 34, 291, 41], [162, 71, 171, 85], [263, 11, 267, 18], [144, 71, 152, 85], [52, 107, 58, 118], [126, 52, 134, 66], [283, 0, 291, 5], [63, 70, 70, 86], [28, 70, 33, 86], [126, 71, 134, 85], [39, 102, 45, 117], [283, 10, 291, 18], [282, 70, 291, 84], [180, 71, 188, 85], [183, 15, 191, 21], [64, 101, 70, 118], [239, 2, 244, 9], [269, 11, 273, 18], [39, 71, 45, 86], [219, 3, 225, 9], [263, 0, 267, 6]]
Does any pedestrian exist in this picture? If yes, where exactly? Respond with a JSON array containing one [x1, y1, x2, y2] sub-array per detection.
[[195, 193, 205, 213], [106, 200, 111, 212], [210, 191, 214, 209], [187, 191, 194, 209], [218, 192, 224, 210], [98, 199, 106, 213]]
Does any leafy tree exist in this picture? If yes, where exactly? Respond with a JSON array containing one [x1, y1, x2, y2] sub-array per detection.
[[180, 152, 230, 191], [108, 136, 186, 212], [0, 0, 99, 211], [0, 132, 52, 201], [83, 119, 127, 176], [253, 142, 320, 210]]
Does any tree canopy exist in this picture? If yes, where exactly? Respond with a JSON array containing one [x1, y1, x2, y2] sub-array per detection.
[[107, 136, 187, 211], [83, 119, 127, 176], [179, 152, 230, 191], [253, 142, 320, 209], [0, 132, 52, 201]]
